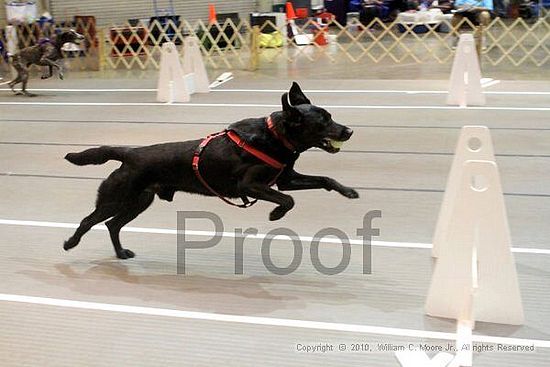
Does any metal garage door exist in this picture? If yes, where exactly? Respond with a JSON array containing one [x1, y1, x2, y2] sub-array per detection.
[[49, 0, 257, 27]]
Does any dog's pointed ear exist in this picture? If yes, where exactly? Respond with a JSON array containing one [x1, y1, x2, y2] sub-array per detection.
[[281, 92, 301, 122], [289, 82, 311, 106], [282, 92, 294, 112]]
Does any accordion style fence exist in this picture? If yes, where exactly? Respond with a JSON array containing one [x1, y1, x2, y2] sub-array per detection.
[[1, 10, 549, 73]]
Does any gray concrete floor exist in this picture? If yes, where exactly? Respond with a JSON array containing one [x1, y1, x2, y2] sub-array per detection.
[[0, 74, 549, 366]]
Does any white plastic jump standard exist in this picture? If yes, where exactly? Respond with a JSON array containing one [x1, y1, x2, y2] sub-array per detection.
[[157, 38, 209, 103], [447, 34, 486, 107], [182, 37, 210, 94], [426, 159, 524, 326], [432, 126, 496, 258]]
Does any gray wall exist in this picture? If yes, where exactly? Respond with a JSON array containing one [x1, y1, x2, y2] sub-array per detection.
[[1, 1, 258, 27], [49, 0, 258, 26], [0, 5, 5, 27]]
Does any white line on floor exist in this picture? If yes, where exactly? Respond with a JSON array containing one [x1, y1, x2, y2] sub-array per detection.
[[1, 218, 548, 255], [481, 80, 501, 89], [2, 88, 157, 92], [0, 101, 548, 111], [216, 88, 550, 96], [0, 293, 548, 347], [2, 88, 549, 95]]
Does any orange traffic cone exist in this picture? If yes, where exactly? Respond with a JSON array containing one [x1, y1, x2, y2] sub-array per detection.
[[285, 1, 297, 20], [313, 27, 328, 46], [208, 4, 217, 24]]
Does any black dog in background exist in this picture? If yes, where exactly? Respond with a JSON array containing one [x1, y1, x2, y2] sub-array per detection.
[[4, 29, 84, 96], [63, 83, 359, 259]]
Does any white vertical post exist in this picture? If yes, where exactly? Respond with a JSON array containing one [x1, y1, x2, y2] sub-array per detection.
[[447, 33, 485, 107]]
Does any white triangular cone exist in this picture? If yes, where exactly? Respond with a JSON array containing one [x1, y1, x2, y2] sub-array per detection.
[[432, 126, 496, 258], [447, 34, 485, 107], [157, 42, 190, 103], [426, 160, 524, 327], [183, 36, 210, 93]]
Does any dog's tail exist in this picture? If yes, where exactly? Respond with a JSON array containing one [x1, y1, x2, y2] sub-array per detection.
[[65, 146, 130, 166]]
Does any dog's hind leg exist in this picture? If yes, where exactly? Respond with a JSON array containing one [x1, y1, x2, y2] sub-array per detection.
[[8, 72, 22, 94], [9, 59, 33, 96], [105, 191, 155, 259], [63, 167, 136, 253], [8, 77, 21, 94], [19, 70, 36, 97], [63, 203, 119, 251]]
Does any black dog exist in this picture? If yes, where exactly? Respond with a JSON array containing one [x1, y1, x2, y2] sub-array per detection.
[[63, 83, 359, 259], [6, 29, 84, 96]]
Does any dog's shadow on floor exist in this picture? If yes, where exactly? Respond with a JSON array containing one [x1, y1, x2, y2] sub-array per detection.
[[18, 258, 358, 315]]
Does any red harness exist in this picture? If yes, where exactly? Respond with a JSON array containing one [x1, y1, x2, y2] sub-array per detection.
[[192, 117, 295, 208]]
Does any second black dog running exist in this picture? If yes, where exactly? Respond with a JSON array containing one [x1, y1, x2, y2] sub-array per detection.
[[63, 82, 359, 259]]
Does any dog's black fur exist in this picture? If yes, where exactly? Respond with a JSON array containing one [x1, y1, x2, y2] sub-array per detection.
[[7, 29, 84, 96], [63, 83, 359, 259]]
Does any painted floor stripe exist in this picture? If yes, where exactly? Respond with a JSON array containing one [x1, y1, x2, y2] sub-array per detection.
[[2, 88, 550, 95], [0, 293, 548, 347], [1, 88, 157, 92], [0, 101, 548, 111], [0, 218, 548, 255], [2, 118, 550, 131]]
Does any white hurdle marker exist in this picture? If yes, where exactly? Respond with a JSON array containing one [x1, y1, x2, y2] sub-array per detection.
[[428, 127, 524, 325], [426, 160, 524, 363], [426, 127, 524, 366], [157, 37, 210, 103], [447, 34, 486, 107], [432, 126, 496, 258]]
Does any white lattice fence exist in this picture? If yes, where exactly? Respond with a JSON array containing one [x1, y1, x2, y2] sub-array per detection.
[[3, 12, 548, 71]]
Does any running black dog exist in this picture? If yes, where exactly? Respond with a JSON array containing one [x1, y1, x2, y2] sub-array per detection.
[[6, 29, 84, 96], [63, 83, 359, 259]]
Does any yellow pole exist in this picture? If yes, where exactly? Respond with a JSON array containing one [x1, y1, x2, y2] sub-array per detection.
[[475, 24, 483, 70], [97, 28, 107, 71], [249, 25, 260, 71]]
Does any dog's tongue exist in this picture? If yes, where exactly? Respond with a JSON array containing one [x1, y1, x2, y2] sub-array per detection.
[[330, 140, 344, 149]]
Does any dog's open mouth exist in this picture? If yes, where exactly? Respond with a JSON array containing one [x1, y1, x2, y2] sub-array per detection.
[[320, 138, 345, 153]]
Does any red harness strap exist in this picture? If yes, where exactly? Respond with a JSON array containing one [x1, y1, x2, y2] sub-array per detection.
[[266, 116, 295, 152], [226, 131, 285, 170], [192, 128, 287, 208]]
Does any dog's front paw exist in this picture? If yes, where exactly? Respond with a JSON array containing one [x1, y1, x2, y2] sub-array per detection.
[[58, 72, 64, 80], [116, 249, 135, 259], [340, 187, 359, 199], [269, 207, 288, 221], [63, 238, 79, 251], [41, 75, 50, 80]]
